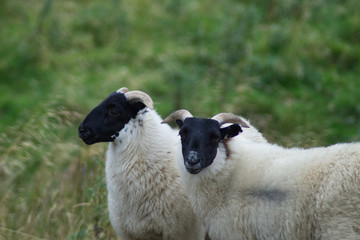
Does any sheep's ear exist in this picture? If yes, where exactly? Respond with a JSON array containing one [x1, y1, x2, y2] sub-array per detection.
[[175, 120, 183, 128], [129, 101, 146, 118], [220, 124, 242, 140]]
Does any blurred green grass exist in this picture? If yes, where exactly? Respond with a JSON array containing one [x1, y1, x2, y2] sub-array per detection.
[[1, 0, 359, 239]]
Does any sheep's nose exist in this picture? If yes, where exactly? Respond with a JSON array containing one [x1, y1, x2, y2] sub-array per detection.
[[187, 151, 200, 165], [78, 123, 90, 139], [184, 151, 202, 174]]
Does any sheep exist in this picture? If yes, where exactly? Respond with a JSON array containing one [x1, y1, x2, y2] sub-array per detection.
[[162, 109, 360, 240], [78, 89, 206, 240]]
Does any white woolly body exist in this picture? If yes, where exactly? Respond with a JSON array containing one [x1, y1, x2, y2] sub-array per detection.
[[106, 108, 205, 240], [177, 127, 360, 240]]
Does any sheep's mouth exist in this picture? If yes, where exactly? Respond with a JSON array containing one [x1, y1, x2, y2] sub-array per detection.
[[78, 123, 118, 145], [185, 162, 202, 174], [186, 167, 202, 174], [78, 129, 102, 145], [80, 134, 116, 145], [80, 136, 98, 145]]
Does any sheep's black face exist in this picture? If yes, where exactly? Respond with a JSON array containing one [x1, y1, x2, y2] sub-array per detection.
[[79, 92, 145, 145], [176, 118, 242, 174]]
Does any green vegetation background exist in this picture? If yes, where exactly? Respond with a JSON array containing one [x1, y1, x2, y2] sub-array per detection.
[[1, 0, 359, 239]]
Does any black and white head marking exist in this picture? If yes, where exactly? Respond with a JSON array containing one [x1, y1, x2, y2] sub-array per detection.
[[162, 110, 249, 174], [176, 118, 243, 174], [78, 90, 149, 145]]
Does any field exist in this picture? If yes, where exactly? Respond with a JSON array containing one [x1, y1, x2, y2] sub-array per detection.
[[1, 0, 359, 239]]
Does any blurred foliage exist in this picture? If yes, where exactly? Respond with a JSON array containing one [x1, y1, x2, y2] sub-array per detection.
[[0, 0, 359, 239]]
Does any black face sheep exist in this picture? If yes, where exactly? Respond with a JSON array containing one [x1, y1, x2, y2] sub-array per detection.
[[79, 89, 205, 240], [163, 109, 360, 240]]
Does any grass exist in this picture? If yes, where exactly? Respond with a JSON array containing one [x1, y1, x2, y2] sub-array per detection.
[[1, 0, 359, 239]]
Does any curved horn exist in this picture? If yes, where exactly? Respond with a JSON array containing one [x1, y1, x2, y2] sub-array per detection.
[[211, 113, 250, 128], [124, 90, 154, 109], [117, 87, 129, 93], [162, 109, 193, 124]]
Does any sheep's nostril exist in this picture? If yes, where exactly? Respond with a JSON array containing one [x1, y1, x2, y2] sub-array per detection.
[[78, 124, 89, 139], [185, 151, 202, 174], [187, 151, 200, 164], [187, 157, 200, 165]]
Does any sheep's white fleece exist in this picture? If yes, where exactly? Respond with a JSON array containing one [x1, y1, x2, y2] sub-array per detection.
[[177, 126, 360, 240], [106, 108, 205, 240], [233, 118, 268, 144]]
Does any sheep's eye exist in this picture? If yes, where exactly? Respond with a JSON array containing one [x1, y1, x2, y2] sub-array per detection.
[[108, 108, 121, 117]]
